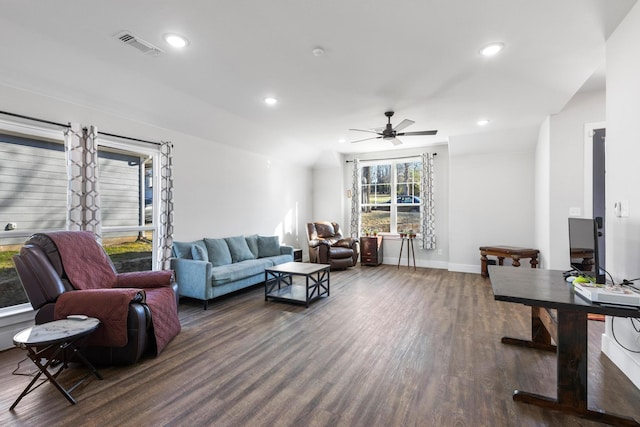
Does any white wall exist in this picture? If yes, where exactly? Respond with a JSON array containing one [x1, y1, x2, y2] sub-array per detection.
[[534, 117, 551, 268], [546, 90, 606, 269], [448, 136, 536, 273], [0, 83, 313, 349], [601, 1, 640, 388]]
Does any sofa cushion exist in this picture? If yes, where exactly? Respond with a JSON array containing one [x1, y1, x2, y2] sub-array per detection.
[[258, 236, 280, 257], [225, 235, 255, 262], [173, 240, 205, 259], [191, 244, 209, 262], [210, 259, 273, 285], [245, 234, 259, 258], [264, 254, 293, 266], [204, 238, 232, 267]]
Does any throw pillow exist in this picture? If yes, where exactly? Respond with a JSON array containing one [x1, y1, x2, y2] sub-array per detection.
[[258, 235, 280, 258], [191, 244, 209, 262], [204, 238, 233, 267], [245, 234, 259, 258], [173, 240, 202, 259], [225, 235, 255, 262]]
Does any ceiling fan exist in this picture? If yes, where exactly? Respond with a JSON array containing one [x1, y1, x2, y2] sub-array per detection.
[[349, 111, 437, 146]]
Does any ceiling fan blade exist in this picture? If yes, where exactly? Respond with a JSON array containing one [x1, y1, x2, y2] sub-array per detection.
[[396, 130, 438, 136], [348, 128, 380, 135], [350, 136, 382, 144], [390, 138, 403, 146], [393, 119, 415, 132]]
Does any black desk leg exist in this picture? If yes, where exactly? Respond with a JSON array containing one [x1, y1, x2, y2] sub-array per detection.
[[513, 310, 640, 426]]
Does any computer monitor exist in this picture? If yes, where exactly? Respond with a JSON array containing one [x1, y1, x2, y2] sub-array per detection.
[[568, 217, 605, 284]]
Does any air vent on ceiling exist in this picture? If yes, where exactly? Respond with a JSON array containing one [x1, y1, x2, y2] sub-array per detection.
[[115, 31, 164, 57]]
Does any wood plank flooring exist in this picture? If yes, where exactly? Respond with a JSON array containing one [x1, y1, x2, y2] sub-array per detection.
[[1, 265, 640, 426]]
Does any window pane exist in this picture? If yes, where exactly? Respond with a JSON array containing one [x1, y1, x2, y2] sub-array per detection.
[[396, 161, 421, 199], [103, 230, 154, 273], [99, 148, 150, 228], [361, 210, 390, 234], [0, 133, 66, 236], [398, 207, 420, 234], [0, 245, 27, 308], [1, 132, 66, 308]]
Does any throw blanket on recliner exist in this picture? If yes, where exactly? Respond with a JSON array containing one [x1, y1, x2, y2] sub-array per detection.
[[46, 231, 180, 355], [54, 288, 144, 347]]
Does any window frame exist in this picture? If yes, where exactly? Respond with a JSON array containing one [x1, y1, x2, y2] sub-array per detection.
[[359, 157, 422, 235], [0, 118, 67, 316], [96, 136, 162, 270]]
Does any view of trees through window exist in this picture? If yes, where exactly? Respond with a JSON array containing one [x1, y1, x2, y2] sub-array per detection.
[[0, 132, 157, 309], [360, 159, 422, 235]]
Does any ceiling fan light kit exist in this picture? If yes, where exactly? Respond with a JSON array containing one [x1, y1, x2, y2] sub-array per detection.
[[349, 111, 437, 145]]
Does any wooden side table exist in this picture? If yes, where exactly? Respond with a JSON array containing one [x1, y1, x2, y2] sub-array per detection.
[[360, 236, 383, 266], [479, 246, 539, 278]]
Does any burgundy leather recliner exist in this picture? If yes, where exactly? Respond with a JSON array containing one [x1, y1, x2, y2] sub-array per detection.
[[12, 233, 179, 365], [306, 221, 359, 270]]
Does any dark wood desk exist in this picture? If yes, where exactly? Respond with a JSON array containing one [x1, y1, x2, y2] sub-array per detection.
[[480, 246, 539, 277], [490, 266, 640, 426]]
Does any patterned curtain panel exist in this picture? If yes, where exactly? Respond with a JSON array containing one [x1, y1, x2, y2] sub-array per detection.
[[157, 141, 175, 270], [420, 153, 436, 249], [349, 159, 360, 238], [64, 124, 101, 240]]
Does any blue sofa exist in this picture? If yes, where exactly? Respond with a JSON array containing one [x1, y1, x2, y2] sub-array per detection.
[[171, 235, 293, 309]]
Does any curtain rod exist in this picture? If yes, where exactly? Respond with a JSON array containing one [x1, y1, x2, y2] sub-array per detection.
[[0, 111, 164, 146], [97, 131, 161, 146], [0, 110, 70, 129], [345, 153, 436, 163]]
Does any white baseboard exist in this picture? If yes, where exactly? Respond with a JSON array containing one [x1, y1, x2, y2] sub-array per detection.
[[381, 257, 449, 270], [447, 263, 481, 274], [602, 331, 640, 389]]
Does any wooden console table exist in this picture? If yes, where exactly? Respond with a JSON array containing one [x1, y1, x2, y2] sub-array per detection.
[[480, 246, 539, 278]]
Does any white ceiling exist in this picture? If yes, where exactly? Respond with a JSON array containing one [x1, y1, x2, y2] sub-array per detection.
[[0, 0, 636, 166]]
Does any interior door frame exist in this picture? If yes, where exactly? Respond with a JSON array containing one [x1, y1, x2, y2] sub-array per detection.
[[583, 121, 606, 219]]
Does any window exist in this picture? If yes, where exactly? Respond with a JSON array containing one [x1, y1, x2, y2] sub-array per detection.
[[360, 158, 422, 235], [0, 121, 162, 310], [0, 124, 67, 309], [97, 139, 160, 274]]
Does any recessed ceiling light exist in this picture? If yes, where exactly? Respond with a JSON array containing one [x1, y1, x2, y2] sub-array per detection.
[[338, 138, 346, 144], [164, 33, 189, 48], [312, 47, 325, 57], [477, 119, 490, 126], [480, 42, 504, 57], [264, 97, 278, 105]]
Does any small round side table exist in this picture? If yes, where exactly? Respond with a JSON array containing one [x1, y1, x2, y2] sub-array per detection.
[[10, 317, 103, 410]]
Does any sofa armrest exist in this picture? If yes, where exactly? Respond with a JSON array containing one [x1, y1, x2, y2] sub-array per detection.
[[170, 258, 212, 302], [280, 245, 294, 256]]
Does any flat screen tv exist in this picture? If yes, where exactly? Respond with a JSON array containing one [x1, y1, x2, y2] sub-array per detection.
[[568, 217, 605, 284]]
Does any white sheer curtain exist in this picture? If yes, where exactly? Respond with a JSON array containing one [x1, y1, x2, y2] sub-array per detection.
[[64, 124, 101, 240], [349, 159, 360, 238], [420, 152, 435, 249], [157, 141, 175, 270]]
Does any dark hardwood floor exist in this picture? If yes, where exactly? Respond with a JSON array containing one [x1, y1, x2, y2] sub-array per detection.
[[1, 265, 640, 426]]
